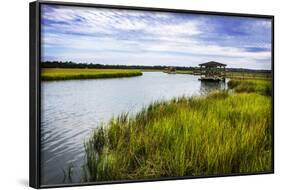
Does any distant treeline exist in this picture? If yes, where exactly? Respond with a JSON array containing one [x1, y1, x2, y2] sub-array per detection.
[[41, 61, 271, 73], [41, 61, 196, 71]]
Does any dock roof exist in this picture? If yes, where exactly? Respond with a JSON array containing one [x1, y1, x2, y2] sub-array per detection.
[[199, 61, 227, 67]]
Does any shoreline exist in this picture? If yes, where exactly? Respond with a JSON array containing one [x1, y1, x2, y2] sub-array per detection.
[[41, 68, 143, 81]]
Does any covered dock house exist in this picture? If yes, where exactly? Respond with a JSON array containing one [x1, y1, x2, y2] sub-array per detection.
[[199, 61, 227, 82], [164, 67, 176, 74]]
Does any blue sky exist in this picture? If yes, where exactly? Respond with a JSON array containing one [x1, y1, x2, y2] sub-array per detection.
[[41, 5, 272, 69]]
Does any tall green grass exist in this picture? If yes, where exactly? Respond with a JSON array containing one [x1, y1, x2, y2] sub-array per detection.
[[226, 72, 271, 80], [41, 68, 142, 81], [228, 79, 272, 96], [83, 90, 272, 182]]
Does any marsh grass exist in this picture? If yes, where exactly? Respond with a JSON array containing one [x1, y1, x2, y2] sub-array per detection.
[[226, 72, 271, 80], [228, 79, 272, 96], [83, 86, 272, 181], [175, 70, 194, 74], [62, 163, 74, 183], [41, 68, 142, 81]]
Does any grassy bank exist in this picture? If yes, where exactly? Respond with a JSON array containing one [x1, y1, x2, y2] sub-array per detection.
[[175, 70, 194, 74], [83, 82, 272, 181], [226, 72, 271, 80], [228, 79, 272, 96], [41, 68, 143, 81], [141, 69, 164, 72]]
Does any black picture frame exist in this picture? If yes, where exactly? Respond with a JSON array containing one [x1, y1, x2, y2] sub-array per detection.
[[30, 0, 274, 188]]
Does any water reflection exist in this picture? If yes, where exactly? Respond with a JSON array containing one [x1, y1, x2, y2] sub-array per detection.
[[200, 80, 228, 95]]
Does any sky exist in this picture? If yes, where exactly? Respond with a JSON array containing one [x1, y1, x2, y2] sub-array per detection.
[[41, 5, 272, 70]]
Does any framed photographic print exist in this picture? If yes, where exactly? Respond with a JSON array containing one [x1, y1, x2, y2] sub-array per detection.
[[29, 0, 274, 188]]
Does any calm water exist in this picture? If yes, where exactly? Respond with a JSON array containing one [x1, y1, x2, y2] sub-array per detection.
[[41, 72, 227, 185]]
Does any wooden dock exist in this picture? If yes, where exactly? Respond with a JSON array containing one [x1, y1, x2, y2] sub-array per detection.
[[198, 76, 225, 82], [198, 61, 227, 82]]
